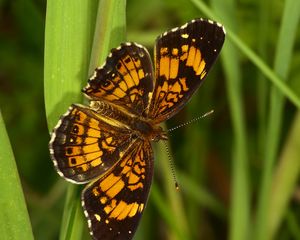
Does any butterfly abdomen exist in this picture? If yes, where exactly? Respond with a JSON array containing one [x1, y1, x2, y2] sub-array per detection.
[[90, 100, 134, 126]]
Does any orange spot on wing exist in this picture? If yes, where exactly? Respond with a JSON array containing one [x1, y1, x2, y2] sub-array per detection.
[[116, 204, 133, 220], [197, 60, 206, 77], [109, 200, 127, 219], [179, 78, 189, 91], [118, 79, 128, 92], [159, 56, 170, 78], [128, 173, 139, 184], [82, 143, 100, 154], [106, 179, 125, 198], [113, 87, 126, 98], [128, 203, 139, 217], [170, 58, 179, 79], [187, 46, 196, 67], [87, 128, 101, 138], [128, 182, 143, 191], [193, 49, 201, 73], [100, 174, 120, 192]]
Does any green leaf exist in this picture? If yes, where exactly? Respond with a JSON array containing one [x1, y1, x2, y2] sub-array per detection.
[[0, 110, 34, 240]]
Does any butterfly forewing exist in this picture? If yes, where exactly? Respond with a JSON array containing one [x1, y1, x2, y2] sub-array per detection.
[[148, 19, 225, 122], [82, 140, 153, 240], [83, 43, 154, 116]]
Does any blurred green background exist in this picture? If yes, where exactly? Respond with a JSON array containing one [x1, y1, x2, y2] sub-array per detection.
[[1, 0, 300, 239]]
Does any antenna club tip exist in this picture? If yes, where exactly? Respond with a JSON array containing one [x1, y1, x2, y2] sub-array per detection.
[[175, 182, 179, 191], [203, 109, 214, 118]]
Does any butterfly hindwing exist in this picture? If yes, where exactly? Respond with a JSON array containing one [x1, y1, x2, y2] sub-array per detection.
[[83, 43, 154, 116], [49, 104, 132, 183], [82, 140, 153, 240], [148, 19, 225, 122]]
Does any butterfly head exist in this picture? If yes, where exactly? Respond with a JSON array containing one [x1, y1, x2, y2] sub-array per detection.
[[150, 125, 168, 142]]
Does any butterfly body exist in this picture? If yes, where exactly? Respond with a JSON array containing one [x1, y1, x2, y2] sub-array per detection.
[[49, 18, 225, 240], [88, 100, 167, 142]]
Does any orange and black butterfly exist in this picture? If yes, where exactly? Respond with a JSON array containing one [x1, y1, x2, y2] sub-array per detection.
[[49, 18, 225, 240]]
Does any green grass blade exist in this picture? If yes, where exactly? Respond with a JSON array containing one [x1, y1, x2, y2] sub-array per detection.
[[44, 0, 99, 128], [268, 112, 300, 239], [178, 172, 226, 218], [0, 110, 34, 240], [189, 0, 300, 108], [88, 0, 126, 72], [209, 1, 250, 239], [218, 24, 250, 240], [59, 185, 84, 240], [286, 210, 300, 239], [44, 0, 126, 239], [151, 183, 189, 240], [254, 1, 300, 239], [256, 0, 272, 154], [44, 1, 99, 239], [155, 139, 190, 240]]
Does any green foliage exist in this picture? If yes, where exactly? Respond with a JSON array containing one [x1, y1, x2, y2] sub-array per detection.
[[0, 110, 34, 240], [0, 0, 300, 239]]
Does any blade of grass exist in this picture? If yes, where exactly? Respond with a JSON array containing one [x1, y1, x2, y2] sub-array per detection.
[[178, 172, 226, 218], [44, 1, 99, 239], [268, 112, 300, 239], [44, 0, 99, 128], [209, 1, 250, 240], [59, 185, 84, 240], [0, 110, 34, 240], [256, 0, 271, 154], [88, 0, 126, 72], [189, 0, 300, 108], [151, 182, 189, 240], [286, 210, 300, 240], [254, 1, 300, 239], [156, 139, 190, 240]]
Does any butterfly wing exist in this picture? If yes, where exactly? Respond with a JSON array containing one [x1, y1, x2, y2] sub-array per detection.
[[49, 104, 132, 183], [148, 19, 225, 122], [82, 140, 153, 240], [83, 43, 154, 116]]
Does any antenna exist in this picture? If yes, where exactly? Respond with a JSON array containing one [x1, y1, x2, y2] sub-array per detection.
[[167, 109, 214, 132], [162, 109, 214, 190], [163, 140, 179, 190]]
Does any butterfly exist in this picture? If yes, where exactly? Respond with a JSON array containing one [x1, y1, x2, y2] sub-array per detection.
[[49, 18, 225, 240]]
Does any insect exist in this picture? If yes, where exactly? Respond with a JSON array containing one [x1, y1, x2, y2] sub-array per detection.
[[49, 18, 225, 240]]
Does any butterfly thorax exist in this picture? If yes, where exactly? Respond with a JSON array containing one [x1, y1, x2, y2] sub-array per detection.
[[130, 119, 168, 142], [90, 100, 167, 142]]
